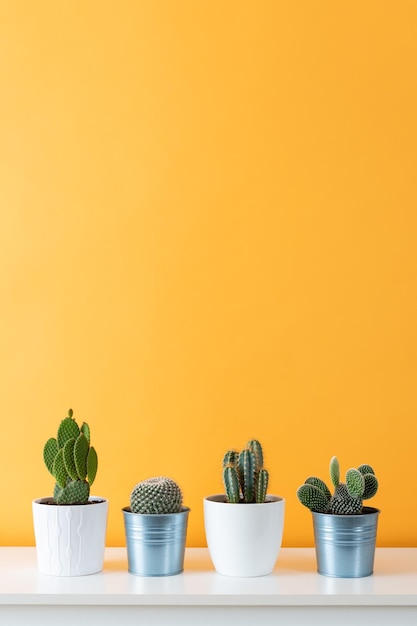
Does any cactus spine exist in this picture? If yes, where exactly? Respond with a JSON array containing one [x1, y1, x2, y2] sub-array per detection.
[[130, 476, 183, 514], [222, 439, 269, 503], [297, 456, 378, 515], [43, 408, 98, 504]]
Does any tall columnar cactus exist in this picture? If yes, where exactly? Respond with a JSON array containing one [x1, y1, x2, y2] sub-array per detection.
[[130, 476, 183, 514], [43, 409, 98, 504], [297, 456, 378, 515], [222, 439, 269, 503]]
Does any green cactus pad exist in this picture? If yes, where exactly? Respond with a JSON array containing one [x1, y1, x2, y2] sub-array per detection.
[[329, 456, 340, 488], [62, 438, 78, 481], [52, 449, 68, 489], [247, 439, 264, 473], [305, 476, 332, 501], [130, 476, 183, 514], [53, 483, 65, 503], [74, 432, 89, 480], [87, 446, 98, 486], [346, 468, 365, 498], [57, 416, 80, 449], [256, 468, 269, 503], [223, 465, 240, 503], [54, 480, 90, 504], [363, 473, 379, 499], [43, 438, 58, 474], [330, 483, 363, 514], [358, 464, 375, 476], [297, 484, 329, 513], [81, 422, 90, 444]]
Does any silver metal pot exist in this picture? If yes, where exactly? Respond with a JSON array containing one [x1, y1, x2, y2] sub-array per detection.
[[122, 506, 190, 576], [312, 506, 380, 577]]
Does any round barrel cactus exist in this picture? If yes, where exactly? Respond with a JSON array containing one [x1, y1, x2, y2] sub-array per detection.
[[130, 476, 183, 514]]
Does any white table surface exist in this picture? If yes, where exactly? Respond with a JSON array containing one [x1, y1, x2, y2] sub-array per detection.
[[0, 547, 416, 625]]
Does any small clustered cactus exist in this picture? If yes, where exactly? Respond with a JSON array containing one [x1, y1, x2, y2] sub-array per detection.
[[297, 456, 378, 515], [130, 476, 183, 514], [222, 439, 269, 503], [43, 409, 98, 504]]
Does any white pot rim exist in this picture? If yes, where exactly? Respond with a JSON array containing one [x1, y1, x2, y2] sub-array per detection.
[[122, 505, 190, 516], [33, 496, 108, 506], [204, 494, 284, 505]]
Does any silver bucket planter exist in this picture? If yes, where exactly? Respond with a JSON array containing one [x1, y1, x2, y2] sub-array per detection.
[[312, 506, 380, 578], [122, 506, 190, 576]]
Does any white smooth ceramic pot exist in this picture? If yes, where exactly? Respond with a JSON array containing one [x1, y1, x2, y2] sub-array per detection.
[[32, 496, 108, 576], [203, 494, 285, 577]]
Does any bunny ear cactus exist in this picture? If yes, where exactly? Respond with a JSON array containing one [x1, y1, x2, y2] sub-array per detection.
[[297, 456, 378, 515], [222, 439, 269, 503], [43, 409, 98, 504]]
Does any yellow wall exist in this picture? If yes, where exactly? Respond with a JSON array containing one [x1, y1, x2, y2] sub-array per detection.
[[0, 0, 416, 547]]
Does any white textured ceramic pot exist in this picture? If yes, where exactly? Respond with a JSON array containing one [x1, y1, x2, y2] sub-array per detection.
[[203, 494, 285, 577], [32, 497, 108, 576]]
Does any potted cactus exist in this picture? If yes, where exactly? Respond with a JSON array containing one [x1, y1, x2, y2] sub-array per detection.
[[122, 476, 190, 576], [297, 456, 380, 578], [32, 409, 108, 576], [203, 439, 285, 577]]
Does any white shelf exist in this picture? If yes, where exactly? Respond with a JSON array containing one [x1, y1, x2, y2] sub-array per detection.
[[0, 547, 416, 625]]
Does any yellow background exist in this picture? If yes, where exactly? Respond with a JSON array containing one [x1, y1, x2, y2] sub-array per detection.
[[0, 1, 416, 547]]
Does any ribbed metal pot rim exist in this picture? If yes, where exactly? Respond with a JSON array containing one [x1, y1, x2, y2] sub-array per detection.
[[122, 506, 190, 516], [312, 506, 380, 519]]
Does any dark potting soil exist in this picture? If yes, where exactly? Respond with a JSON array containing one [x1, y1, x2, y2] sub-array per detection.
[[37, 497, 105, 506]]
